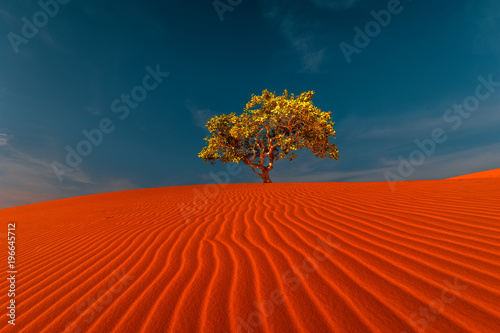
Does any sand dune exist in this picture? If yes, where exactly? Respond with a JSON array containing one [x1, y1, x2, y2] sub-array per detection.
[[1, 176, 500, 332], [448, 168, 500, 179]]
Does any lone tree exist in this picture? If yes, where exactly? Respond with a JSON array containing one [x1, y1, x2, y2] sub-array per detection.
[[198, 90, 339, 183]]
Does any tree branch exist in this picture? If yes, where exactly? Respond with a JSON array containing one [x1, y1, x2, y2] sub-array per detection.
[[250, 166, 262, 175]]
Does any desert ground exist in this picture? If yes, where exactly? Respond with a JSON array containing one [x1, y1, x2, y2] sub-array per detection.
[[1, 170, 499, 332]]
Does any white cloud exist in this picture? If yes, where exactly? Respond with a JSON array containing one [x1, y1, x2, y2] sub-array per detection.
[[0, 133, 8, 146], [186, 102, 216, 130], [338, 91, 500, 144], [275, 164, 390, 183], [269, 141, 500, 184], [291, 35, 325, 73], [260, 1, 326, 73], [383, 142, 500, 181], [0, 145, 138, 209]]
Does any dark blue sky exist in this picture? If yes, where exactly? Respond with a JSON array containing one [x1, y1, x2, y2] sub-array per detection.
[[1, 0, 499, 208]]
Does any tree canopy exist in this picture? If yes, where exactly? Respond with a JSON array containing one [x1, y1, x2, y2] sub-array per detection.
[[198, 89, 339, 183]]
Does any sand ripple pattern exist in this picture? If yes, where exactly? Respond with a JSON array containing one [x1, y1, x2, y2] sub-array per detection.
[[1, 179, 499, 332]]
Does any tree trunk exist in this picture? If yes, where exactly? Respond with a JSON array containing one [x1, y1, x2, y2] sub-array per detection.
[[259, 169, 272, 183]]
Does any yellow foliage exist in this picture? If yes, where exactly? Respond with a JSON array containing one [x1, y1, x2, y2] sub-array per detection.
[[198, 89, 339, 170]]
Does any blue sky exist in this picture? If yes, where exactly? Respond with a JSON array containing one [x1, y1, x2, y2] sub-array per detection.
[[1, 0, 499, 208]]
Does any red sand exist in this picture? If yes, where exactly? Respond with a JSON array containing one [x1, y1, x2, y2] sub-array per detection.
[[448, 168, 500, 179], [1, 174, 500, 332]]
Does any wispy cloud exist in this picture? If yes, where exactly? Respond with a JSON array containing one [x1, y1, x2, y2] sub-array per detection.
[[339, 92, 500, 143], [308, 0, 359, 10], [270, 141, 500, 184], [0, 133, 9, 146], [0, 145, 138, 209], [274, 162, 390, 183], [268, 91, 500, 184], [339, 111, 445, 141], [0, 8, 18, 24], [186, 102, 216, 130], [260, 1, 326, 72], [381, 142, 500, 180], [39, 30, 75, 56], [289, 31, 325, 73], [468, 0, 500, 56]]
